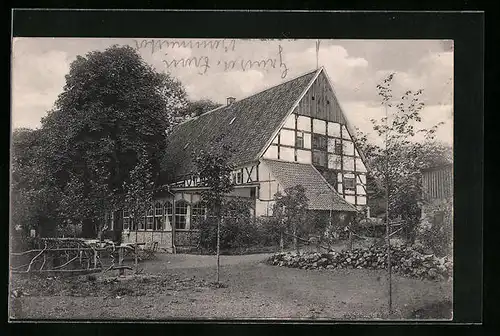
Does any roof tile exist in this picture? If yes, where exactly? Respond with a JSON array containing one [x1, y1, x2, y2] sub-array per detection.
[[161, 69, 319, 182], [263, 159, 358, 212]]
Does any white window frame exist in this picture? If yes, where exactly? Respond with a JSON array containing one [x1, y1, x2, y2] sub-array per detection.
[[174, 200, 189, 230]]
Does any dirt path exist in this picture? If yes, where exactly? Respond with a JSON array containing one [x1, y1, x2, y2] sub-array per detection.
[[140, 252, 274, 270], [10, 254, 452, 320]]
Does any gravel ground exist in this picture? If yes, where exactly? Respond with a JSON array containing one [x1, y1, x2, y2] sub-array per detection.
[[9, 253, 452, 321]]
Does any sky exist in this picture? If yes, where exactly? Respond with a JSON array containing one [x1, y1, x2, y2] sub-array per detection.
[[11, 38, 453, 145]]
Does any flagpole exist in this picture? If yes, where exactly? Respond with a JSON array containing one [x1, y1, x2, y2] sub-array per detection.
[[316, 40, 320, 69]]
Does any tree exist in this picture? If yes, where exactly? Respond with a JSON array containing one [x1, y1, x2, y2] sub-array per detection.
[[122, 148, 155, 237], [273, 185, 309, 252], [181, 99, 222, 118], [11, 128, 62, 238], [192, 137, 234, 283], [354, 73, 450, 242], [355, 72, 450, 315], [41, 45, 188, 237]]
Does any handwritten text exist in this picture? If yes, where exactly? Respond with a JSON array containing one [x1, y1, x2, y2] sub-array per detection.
[[161, 45, 289, 78], [133, 39, 236, 55]]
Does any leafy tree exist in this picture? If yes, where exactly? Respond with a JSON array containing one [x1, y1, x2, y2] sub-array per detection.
[[192, 137, 234, 282], [354, 73, 451, 243], [273, 185, 309, 251], [11, 128, 62, 238], [181, 99, 222, 118], [122, 148, 155, 236], [41, 45, 188, 237]]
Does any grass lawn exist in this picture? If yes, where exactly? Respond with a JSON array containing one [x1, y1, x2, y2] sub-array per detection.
[[9, 253, 452, 320]]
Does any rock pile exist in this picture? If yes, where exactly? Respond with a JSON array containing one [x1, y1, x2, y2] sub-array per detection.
[[267, 245, 452, 281]]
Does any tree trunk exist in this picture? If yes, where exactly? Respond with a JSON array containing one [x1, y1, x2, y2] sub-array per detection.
[[280, 232, 284, 252], [386, 214, 392, 315], [216, 215, 221, 283], [293, 223, 298, 253], [134, 243, 138, 274]]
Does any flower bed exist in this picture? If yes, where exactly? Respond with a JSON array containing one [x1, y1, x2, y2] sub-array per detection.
[[266, 245, 452, 281]]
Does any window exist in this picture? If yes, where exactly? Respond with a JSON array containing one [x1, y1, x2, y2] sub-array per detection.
[[146, 206, 154, 230], [334, 139, 343, 155], [191, 202, 206, 229], [312, 134, 327, 150], [312, 150, 327, 167], [236, 171, 243, 184], [344, 177, 356, 190], [154, 202, 164, 230], [295, 131, 304, 148], [109, 211, 114, 231], [137, 216, 145, 230], [175, 200, 189, 230], [164, 201, 173, 228], [104, 212, 113, 231], [123, 209, 130, 231]]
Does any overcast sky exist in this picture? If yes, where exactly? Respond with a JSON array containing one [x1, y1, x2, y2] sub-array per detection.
[[11, 38, 453, 144]]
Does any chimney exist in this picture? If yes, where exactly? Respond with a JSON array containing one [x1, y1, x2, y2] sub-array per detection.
[[226, 97, 236, 105]]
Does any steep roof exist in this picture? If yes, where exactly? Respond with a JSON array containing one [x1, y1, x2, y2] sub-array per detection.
[[263, 159, 357, 212], [161, 69, 319, 182]]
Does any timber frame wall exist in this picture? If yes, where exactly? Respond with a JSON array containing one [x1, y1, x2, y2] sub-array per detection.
[[262, 71, 368, 207]]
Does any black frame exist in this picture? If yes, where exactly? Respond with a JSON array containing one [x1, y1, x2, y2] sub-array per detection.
[[9, 9, 484, 328]]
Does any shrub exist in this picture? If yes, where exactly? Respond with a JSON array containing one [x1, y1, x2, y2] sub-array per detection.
[[199, 216, 263, 251], [255, 217, 281, 247], [198, 197, 264, 251], [417, 199, 452, 257], [198, 217, 218, 251]]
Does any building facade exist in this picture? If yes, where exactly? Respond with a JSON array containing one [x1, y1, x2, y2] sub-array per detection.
[[418, 163, 453, 255], [111, 68, 369, 251], [420, 163, 453, 225]]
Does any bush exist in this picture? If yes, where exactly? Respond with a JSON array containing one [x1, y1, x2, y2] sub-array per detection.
[[199, 216, 263, 251], [198, 198, 267, 251], [417, 199, 452, 257], [255, 217, 281, 247]]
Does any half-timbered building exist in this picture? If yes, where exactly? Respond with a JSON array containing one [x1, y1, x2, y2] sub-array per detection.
[[117, 67, 370, 251]]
